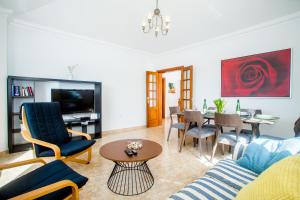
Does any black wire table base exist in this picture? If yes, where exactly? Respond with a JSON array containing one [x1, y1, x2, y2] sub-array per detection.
[[107, 161, 154, 196]]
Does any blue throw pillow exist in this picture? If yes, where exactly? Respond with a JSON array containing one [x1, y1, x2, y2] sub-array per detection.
[[236, 137, 300, 174]]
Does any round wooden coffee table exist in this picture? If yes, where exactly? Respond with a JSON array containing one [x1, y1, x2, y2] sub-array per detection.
[[100, 139, 162, 196]]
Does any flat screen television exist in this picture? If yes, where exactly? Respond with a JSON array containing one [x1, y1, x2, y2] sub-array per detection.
[[51, 89, 94, 114]]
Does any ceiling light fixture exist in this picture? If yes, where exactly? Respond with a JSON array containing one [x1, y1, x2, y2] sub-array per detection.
[[142, 0, 170, 37]]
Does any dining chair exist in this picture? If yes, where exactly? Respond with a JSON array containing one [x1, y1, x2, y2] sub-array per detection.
[[211, 113, 251, 160], [207, 107, 216, 112], [167, 106, 185, 141], [179, 111, 216, 155], [21, 102, 96, 164], [240, 108, 262, 135], [230, 108, 262, 139], [203, 107, 217, 129], [0, 158, 88, 200], [294, 117, 300, 137]]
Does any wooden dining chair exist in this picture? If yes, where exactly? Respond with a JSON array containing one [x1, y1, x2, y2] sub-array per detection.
[[294, 117, 300, 137], [203, 107, 217, 129], [239, 108, 262, 135], [207, 107, 216, 112], [167, 106, 185, 141], [240, 108, 262, 117], [180, 111, 216, 155], [211, 113, 251, 161]]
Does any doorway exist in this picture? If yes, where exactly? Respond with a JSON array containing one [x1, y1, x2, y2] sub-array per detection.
[[162, 71, 181, 119], [146, 66, 193, 127]]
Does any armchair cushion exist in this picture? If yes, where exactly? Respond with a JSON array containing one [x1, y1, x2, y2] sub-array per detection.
[[39, 139, 96, 157], [23, 102, 70, 156], [0, 160, 88, 200]]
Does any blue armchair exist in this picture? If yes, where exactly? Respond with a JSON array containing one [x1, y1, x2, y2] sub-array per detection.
[[21, 102, 96, 164], [0, 158, 88, 199]]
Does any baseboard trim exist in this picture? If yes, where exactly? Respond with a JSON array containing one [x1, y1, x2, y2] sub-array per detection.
[[102, 125, 146, 136]]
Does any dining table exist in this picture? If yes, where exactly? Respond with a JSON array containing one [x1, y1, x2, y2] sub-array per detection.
[[176, 111, 280, 140]]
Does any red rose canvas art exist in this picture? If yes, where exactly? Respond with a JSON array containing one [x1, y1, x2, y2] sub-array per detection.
[[221, 49, 291, 97]]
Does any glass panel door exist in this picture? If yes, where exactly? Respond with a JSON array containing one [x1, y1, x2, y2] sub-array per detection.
[[180, 66, 193, 111], [146, 71, 161, 127]]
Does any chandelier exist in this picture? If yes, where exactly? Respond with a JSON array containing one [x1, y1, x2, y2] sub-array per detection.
[[142, 0, 170, 37]]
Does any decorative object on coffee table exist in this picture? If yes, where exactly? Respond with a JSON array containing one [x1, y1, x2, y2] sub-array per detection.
[[100, 139, 162, 196], [127, 141, 143, 150]]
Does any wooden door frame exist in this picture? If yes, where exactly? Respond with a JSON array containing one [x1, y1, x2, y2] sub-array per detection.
[[146, 66, 193, 127], [157, 66, 184, 73], [162, 78, 166, 119], [157, 66, 184, 119]]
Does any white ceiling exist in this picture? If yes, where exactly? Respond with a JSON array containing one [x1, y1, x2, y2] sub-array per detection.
[[1, 0, 300, 54]]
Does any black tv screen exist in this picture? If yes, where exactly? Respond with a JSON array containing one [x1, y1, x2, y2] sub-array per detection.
[[51, 89, 94, 114]]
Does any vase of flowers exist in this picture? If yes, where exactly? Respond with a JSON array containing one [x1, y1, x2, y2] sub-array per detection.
[[214, 98, 226, 113]]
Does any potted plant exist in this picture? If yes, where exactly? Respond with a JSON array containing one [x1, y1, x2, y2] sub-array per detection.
[[214, 98, 226, 113]]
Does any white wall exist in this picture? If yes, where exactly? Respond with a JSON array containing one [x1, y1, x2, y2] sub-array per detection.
[[163, 71, 181, 116], [154, 17, 300, 138], [5, 13, 300, 153], [8, 21, 152, 141], [0, 8, 9, 152]]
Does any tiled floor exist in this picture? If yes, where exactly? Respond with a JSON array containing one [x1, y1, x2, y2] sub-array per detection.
[[0, 119, 230, 199]]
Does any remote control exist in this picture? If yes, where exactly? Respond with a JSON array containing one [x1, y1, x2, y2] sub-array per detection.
[[124, 149, 134, 156], [132, 150, 138, 155]]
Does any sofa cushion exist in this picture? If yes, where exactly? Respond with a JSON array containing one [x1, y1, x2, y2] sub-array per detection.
[[39, 139, 96, 157], [169, 176, 237, 200], [232, 143, 248, 160], [258, 135, 284, 140], [206, 160, 258, 191], [235, 155, 300, 200], [0, 160, 88, 200], [236, 137, 300, 174]]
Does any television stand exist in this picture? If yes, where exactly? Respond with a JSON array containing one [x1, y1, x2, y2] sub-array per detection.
[[7, 76, 102, 153], [64, 116, 101, 138]]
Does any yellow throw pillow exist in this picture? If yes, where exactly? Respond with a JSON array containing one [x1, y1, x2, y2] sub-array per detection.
[[235, 154, 300, 200]]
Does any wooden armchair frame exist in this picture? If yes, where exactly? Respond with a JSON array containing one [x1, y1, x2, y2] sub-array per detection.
[[21, 109, 92, 164], [0, 158, 79, 200]]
